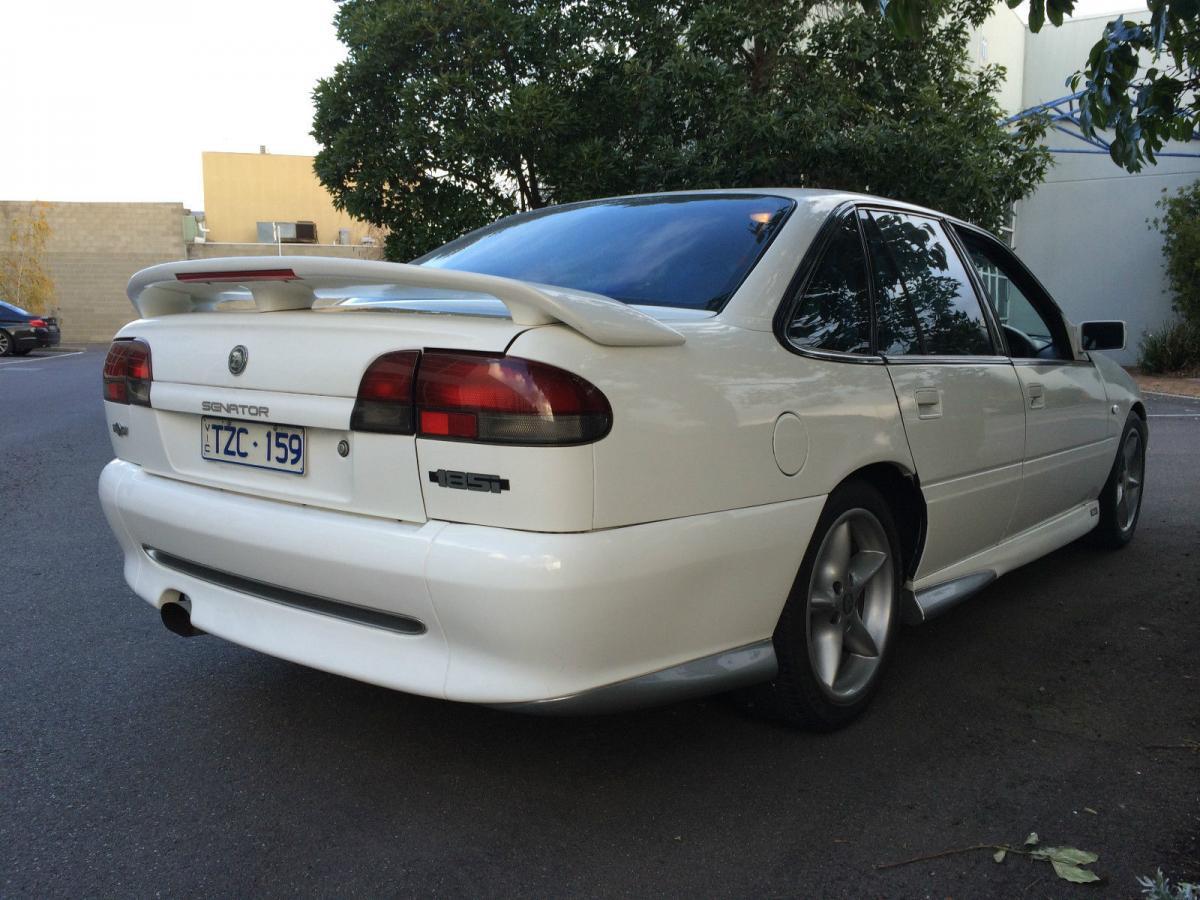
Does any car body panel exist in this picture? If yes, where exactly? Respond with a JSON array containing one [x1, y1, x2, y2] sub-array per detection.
[[509, 322, 914, 529], [1089, 350, 1143, 429], [886, 360, 1027, 577], [99, 188, 1144, 711], [1008, 360, 1114, 534], [912, 498, 1100, 592], [100, 458, 822, 703]]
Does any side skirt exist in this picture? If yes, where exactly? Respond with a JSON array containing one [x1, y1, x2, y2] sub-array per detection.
[[905, 500, 1100, 624]]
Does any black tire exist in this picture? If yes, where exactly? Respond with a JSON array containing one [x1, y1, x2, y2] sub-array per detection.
[[0, 330, 12, 357], [744, 479, 903, 730], [1087, 412, 1147, 549]]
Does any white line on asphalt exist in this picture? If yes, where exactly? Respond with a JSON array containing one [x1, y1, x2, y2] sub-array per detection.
[[1141, 389, 1200, 402], [1148, 414, 1200, 418], [0, 351, 85, 367]]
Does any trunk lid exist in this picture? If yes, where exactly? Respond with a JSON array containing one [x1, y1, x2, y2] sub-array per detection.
[[106, 309, 529, 523]]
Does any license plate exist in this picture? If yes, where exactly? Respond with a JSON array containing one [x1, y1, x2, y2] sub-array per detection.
[[201, 417, 306, 475]]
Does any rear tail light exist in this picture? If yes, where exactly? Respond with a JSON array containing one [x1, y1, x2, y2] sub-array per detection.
[[350, 350, 612, 445], [29, 318, 46, 328], [349, 350, 419, 434], [103, 339, 153, 406], [416, 352, 611, 444]]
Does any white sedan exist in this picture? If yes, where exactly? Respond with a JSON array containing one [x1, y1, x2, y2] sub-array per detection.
[[98, 189, 1145, 729]]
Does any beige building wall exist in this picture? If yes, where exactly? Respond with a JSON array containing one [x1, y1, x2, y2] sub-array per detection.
[[969, 3, 1027, 116], [202, 151, 375, 245], [0, 200, 386, 344], [0, 200, 186, 343]]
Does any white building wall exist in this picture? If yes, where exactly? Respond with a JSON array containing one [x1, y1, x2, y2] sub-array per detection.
[[1011, 12, 1200, 364]]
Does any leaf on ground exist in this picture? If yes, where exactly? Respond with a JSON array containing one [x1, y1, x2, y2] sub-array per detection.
[[1025, 832, 1040, 846], [1051, 859, 1102, 883], [1032, 846, 1100, 866], [993, 849, 1007, 863]]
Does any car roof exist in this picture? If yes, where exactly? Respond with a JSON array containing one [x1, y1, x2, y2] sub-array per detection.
[[582, 187, 953, 223]]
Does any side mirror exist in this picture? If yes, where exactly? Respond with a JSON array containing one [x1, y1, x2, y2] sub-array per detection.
[[1080, 320, 1126, 351]]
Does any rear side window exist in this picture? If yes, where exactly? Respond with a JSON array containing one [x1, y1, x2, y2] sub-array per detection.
[[862, 211, 995, 357], [785, 215, 872, 354], [415, 194, 794, 311]]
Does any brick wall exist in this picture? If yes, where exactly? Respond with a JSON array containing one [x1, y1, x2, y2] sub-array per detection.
[[0, 201, 385, 344], [0, 201, 186, 344]]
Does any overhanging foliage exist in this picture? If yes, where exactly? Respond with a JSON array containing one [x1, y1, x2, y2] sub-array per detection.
[[313, 0, 1050, 259]]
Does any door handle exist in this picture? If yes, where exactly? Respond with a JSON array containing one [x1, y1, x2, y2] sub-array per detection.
[[1026, 382, 1045, 409], [914, 388, 942, 419]]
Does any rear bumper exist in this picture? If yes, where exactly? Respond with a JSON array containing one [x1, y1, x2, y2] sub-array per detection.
[[99, 459, 822, 708], [36, 328, 60, 347], [11, 328, 40, 349]]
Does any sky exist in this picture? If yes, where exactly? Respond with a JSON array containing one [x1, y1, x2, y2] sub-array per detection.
[[0, 0, 1148, 212], [0, 0, 346, 210]]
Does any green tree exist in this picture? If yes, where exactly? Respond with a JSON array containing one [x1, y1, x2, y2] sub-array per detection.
[[0, 202, 55, 316], [876, 0, 1199, 172], [313, 0, 1049, 260]]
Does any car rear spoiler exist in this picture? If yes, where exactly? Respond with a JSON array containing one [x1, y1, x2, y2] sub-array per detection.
[[127, 256, 685, 348]]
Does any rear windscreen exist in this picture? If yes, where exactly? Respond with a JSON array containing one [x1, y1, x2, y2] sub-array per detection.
[[415, 194, 794, 311]]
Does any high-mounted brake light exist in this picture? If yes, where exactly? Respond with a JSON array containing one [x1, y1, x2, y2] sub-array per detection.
[[175, 269, 297, 283], [103, 339, 153, 406], [349, 350, 612, 445]]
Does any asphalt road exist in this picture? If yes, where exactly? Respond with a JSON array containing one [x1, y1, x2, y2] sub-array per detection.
[[2, 346, 1197, 898]]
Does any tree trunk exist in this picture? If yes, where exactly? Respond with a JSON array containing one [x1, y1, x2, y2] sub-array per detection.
[[525, 159, 544, 208]]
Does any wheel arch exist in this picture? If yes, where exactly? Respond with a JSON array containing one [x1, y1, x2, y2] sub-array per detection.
[[832, 462, 927, 582]]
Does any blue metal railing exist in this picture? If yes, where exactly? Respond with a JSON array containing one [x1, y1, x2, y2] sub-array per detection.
[[1004, 90, 1200, 158]]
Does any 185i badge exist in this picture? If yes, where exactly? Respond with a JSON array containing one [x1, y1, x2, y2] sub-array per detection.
[[429, 469, 510, 494]]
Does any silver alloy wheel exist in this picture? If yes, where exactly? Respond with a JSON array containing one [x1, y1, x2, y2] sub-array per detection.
[[806, 508, 894, 703], [1115, 428, 1145, 532], [0, 331, 9, 356]]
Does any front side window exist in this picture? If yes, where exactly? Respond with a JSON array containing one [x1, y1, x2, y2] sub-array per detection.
[[955, 228, 1071, 361], [415, 194, 794, 311], [785, 214, 872, 354], [862, 211, 995, 357]]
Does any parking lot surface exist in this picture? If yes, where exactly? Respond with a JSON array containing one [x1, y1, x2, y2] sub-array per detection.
[[2, 347, 1197, 896]]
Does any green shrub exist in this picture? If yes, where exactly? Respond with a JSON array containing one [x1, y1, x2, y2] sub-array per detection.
[[1154, 182, 1200, 325], [1143, 180, 1200, 372], [1139, 320, 1200, 374]]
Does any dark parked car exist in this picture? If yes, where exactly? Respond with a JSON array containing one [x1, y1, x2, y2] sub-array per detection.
[[0, 300, 60, 356]]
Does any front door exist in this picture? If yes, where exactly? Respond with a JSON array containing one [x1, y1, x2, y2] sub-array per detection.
[[953, 226, 1113, 535], [860, 209, 1027, 580]]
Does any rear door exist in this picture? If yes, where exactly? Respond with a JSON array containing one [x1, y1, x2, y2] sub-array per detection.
[[861, 209, 1027, 579], [953, 226, 1113, 533]]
